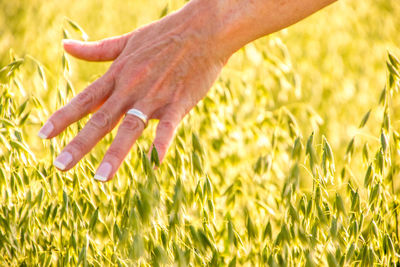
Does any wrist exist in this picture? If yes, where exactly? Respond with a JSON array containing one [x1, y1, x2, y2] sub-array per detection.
[[176, 0, 258, 60], [176, 0, 337, 61], [171, 0, 242, 63]]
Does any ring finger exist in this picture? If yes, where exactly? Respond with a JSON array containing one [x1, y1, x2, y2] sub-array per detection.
[[93, 105, 151, 182]]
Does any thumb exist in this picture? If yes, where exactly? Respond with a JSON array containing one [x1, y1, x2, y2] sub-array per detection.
[[63, 33, 131, 62]]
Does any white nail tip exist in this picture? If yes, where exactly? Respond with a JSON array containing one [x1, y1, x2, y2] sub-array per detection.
[[94, 162, 112, 182], [62, 39, 75, 44], [94, 174, 108, 182], [54, 160, 66, 170], [38, 132, 48, 139], [38, 121, 54, 139]]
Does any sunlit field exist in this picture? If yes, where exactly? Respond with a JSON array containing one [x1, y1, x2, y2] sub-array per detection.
[[1, 0, 400, 265]]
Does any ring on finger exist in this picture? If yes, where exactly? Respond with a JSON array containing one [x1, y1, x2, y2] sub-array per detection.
[[126, 108, 148, 126]]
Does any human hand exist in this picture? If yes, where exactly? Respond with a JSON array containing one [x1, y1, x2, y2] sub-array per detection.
[[39, 0, 336, 182], [38, 2, 228, 182]]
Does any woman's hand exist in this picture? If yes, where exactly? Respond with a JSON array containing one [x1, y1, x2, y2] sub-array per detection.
[[38, 0, 336, 182], [39, 2, 227, 182]]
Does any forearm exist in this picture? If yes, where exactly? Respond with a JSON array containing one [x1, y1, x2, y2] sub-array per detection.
[[179, 0, 337, 59]]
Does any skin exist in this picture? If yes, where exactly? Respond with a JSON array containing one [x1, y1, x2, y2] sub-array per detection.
[[39, 0, 337, 182]]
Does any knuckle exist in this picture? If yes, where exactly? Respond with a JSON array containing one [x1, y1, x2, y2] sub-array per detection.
[[72, 91, 94, 110], [135, 63, 152, 81], [89, 111, 112, 131], [51, 108, 66, 121], [68, 138, 88, 153], [158, 120, 175, 132], [106, 147, 122, 160], [154, 140, 168, 153], [109, 59, 125, 76], [113, 53, 129, 67], [168, 33, 184, 47], [121, 115, 140, 131]]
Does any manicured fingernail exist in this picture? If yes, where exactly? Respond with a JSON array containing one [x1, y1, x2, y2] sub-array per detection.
[[62, 39, 76, 45], [94, 162, 112, 182], [38, 121, 54, 139], [54, 152, 73, 170]]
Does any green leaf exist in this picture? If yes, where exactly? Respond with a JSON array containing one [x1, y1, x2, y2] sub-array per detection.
[[379, 87, 386, 105], [66, 18, 88, 41], [292, 137, 302, 160], [150, 146, 160, 167], [36, 64, 47, 90], [159, 4, 169, 18], [192, 151, 202, 174], [382, 111, 390, 132], [327, 252, 338, 267], [370, 220, 379, 238], [306, 132, 317, 174], [228, 256, 237, 267], [376, 149, 384, 174], [77, 246, 87, 266], [380, 131, 388, 153], [63, 189, 69, 209], [359, 109, 371, 128], [322, 136, 335, 175], [384, 234, 395, 256], [19, 111, 30, 125], [345, 137, 355, 158], [246, 215, 257, 240], [388, 51, 400, 68], [263, 221, 272, 240], [89, 208, 99, 232], [346, 243, 355, 262], [113, 222, 122, 242], [369, 184, 380, 204], [362, 142, 369, 162], [192, 133, 203, 155], [387, 61, 400, 78], [62, 53, 70, 73], [364, 164, 373, 187], [17, 99, 28, 116]]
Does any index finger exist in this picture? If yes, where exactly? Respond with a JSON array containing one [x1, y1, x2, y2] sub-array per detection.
[[38, 74, 114, 139]]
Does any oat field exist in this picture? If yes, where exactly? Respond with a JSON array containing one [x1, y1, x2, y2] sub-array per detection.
[[0, 0, 400, 266]]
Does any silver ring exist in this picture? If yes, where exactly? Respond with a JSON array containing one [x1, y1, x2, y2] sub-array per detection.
[[126, 108, 148, 125]]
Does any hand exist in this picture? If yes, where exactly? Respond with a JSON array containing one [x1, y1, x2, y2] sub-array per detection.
[[39, 0, 336, 182], [38, 2, 227, 182]]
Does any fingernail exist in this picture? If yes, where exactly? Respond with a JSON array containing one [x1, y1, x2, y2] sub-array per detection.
[[62, 39, 76, 45], [94, 162, 112, 182], [54, 152, 73, 170], [38, 121, 54, 139]]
